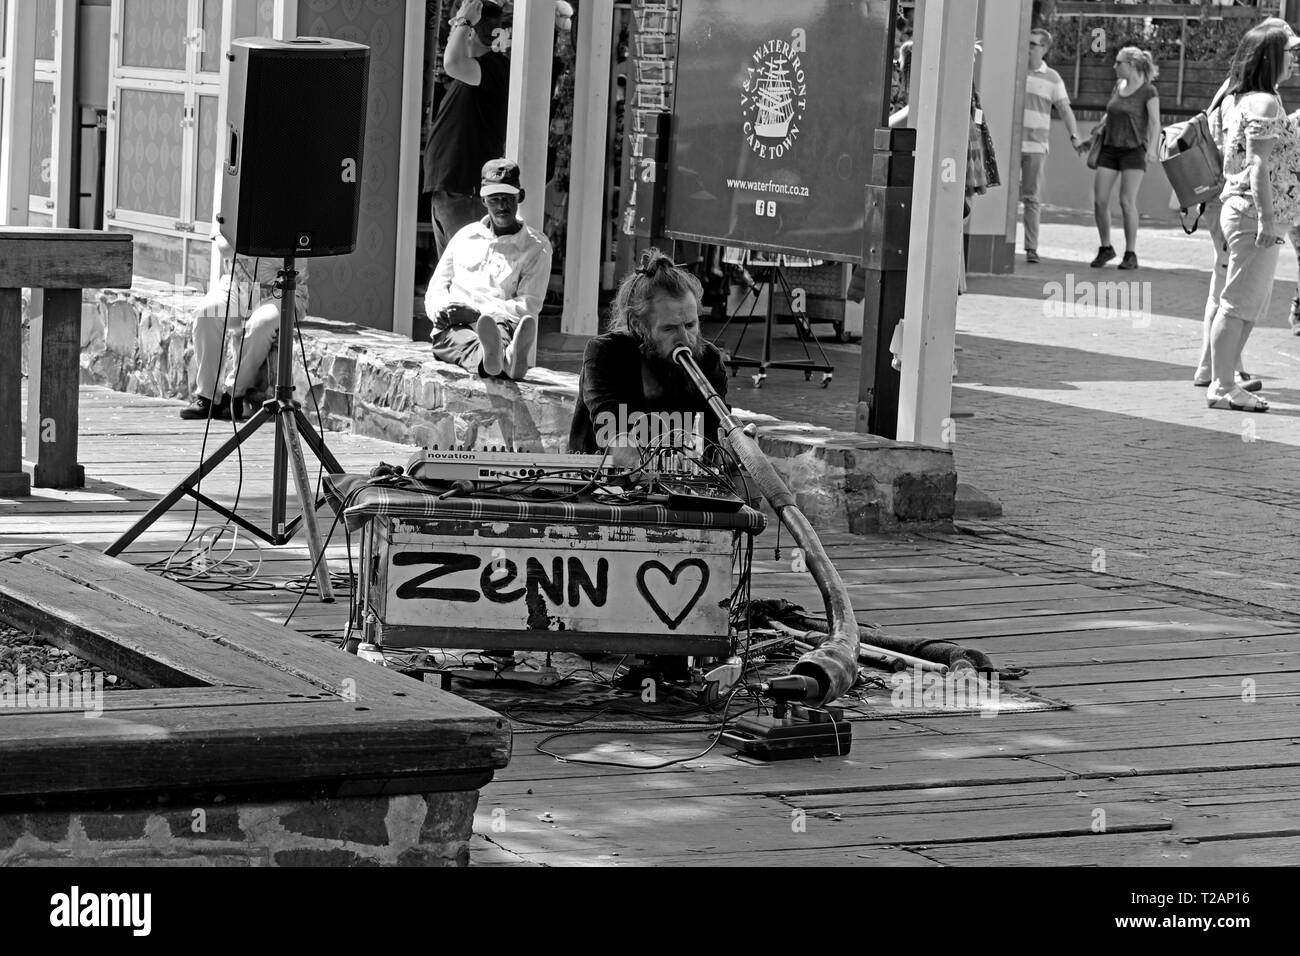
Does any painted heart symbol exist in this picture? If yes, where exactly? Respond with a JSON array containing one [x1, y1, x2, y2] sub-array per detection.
[[636, 558, 710, 631]]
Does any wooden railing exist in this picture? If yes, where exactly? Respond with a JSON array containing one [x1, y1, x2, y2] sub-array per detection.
[[0, 229, 133, 495], [1050, 1, 1274, 107]]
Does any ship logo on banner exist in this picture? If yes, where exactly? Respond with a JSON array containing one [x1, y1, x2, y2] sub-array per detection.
[[741, 29, 807, 159]]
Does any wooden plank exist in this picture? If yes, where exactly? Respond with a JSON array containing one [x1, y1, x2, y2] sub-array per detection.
[[875, 610, 1294, 642], [751, 564, 1006, 585], [1027, 677, 1300, 707], [1025, 651, 1300, 688], [472, 789, 1171, 862], [0, 697, 509, 799], [772, 582, 1125, 612], [1, 686, 334, 716], [0, 229, 134, 288], [0, 558, 307, 690], [856, 595, 1168, 625], [1033, 739, 1300, 779], [922, 832, 1300, 866], [756, 572, 1058, 593], [28, 289, 86, 488], [635, 846, 943, 866], [787, 766, 1300, 812], [1004, 634, 1300, 669], [13, 545, 508, 713], [0, 288, 29, 496]]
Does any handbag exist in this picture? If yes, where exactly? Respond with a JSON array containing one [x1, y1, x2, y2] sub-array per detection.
[[980, 119, 1000, 187], [1085, 119, 1106, 169], [1159, 86, 1229, 234], [971, 88, 1000, 188], [966, 118, 989, 194]]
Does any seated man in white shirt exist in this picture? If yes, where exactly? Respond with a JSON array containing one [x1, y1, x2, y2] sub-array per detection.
[[425, 159, 552, 381], [180, 230, 309, 421]]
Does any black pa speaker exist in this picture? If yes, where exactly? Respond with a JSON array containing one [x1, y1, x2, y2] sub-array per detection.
[[219, 37, 370, 257]]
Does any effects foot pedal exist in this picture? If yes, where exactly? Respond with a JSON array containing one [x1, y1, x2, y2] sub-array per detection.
[[720, 706, 852, 760], [441, 663, 561, 688]]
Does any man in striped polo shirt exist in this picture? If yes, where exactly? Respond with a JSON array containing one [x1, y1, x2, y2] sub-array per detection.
[[1022, 28, 1083, 263]]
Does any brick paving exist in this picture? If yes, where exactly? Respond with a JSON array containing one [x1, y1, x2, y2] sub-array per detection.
[[700, 207, 1300, 619]]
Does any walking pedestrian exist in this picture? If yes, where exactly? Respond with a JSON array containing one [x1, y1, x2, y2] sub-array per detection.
[[1021, 29, 1083, 264], [422, 0, 510, 260], [1194, 16, 1300, 389], [1206, 23, 1300, 413], [1083, 48, 1160, 270]]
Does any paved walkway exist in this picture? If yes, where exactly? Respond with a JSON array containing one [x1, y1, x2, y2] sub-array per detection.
[[703, 207, 1300, 619]]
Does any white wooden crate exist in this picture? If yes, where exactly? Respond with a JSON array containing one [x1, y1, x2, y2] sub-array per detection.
[[361, 515, 740, 655]]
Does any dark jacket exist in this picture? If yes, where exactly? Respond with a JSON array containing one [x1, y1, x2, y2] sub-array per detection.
[[568, 331, 730, 454]]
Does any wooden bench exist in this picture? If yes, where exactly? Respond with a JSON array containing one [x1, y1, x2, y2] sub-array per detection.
[[0, 229, 133, 494], [0, 545, 510, 864]]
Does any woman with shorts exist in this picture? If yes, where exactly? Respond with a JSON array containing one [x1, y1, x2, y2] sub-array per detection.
[[1207, 23, 1300, 412], [1083, 47, 1160, 270]]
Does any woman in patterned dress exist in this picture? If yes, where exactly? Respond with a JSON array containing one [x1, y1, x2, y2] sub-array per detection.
[[1207, 23, 1300, 412]]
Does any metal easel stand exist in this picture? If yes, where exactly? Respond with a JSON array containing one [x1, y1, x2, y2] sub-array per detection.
[[105, 258, 339, 602], [710, 263, 835, 389]]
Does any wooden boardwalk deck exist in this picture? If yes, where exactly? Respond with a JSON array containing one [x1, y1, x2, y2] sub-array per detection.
[[4, 386, 1299, 866]]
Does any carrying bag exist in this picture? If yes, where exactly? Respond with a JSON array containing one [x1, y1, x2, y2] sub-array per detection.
[[1159, 88, 1228, 234], [1085, 118, 1106, 169]]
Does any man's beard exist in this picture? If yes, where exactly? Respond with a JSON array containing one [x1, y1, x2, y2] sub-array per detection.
[[638, 332, 704, 364], [639, 334, 705, 398]]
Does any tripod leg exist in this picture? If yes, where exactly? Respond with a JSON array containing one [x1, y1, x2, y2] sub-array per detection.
[[280, 412, 334, 603], [779, 268, 836, 372], [105, 406, 277, 556], [292, 406, 345, 475]]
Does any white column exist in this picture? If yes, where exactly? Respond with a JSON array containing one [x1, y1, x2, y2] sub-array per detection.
[[391, 0, 425, 337], [895, 0, 979, 446], [560, 1, 613, 337], [0, 0, 37, 226], [51, 0, 77, 226], [964, 0, 1032, 272], [505, 0, 553, 231], [276, 1, 297, 40]]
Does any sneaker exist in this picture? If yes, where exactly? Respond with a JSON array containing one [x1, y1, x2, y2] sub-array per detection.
[[230, 395, 252, 421], [1025, 249, 1039, 264], [505, 314, 537, 381], [179, 394, 229, 421], [476, 313, 503, 377], [1116, 251, 1138, 270], [1090, 245, 1117, 268]]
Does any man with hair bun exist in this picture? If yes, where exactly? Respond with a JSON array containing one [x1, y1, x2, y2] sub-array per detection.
[[569, 250, 729, 466]]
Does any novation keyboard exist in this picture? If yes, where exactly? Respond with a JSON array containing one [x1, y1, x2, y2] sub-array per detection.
[[405, 447, 628, 487]]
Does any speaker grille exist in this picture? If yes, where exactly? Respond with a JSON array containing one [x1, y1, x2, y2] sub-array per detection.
[[221, 40, 370, 258]]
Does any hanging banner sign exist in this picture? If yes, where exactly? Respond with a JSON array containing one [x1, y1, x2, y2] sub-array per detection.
[[665, 0, 896, 262]]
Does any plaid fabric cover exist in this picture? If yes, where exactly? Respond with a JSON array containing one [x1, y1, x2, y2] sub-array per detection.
[[324, 474, 767, 535]]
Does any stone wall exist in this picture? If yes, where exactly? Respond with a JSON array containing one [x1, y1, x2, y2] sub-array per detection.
[[0, 790, 477, 866], [72, 284, 955, 533]]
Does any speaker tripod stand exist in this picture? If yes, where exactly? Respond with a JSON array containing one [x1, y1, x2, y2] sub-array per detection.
[[106, 258, 340, 602], [711, 263, 835, 389]]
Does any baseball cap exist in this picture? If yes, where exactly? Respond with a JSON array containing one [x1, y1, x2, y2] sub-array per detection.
[[480, 158, 522, 197]]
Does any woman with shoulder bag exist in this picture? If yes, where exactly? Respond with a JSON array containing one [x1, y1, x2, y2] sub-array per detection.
[[1206, 23, 1300, 412], [1080, 47, 1160, 270], [1195, 18, 1300, 389]]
